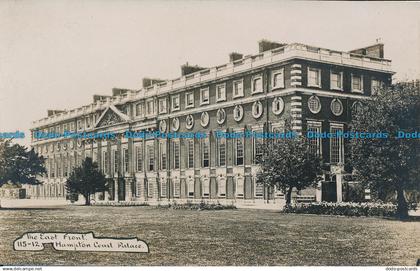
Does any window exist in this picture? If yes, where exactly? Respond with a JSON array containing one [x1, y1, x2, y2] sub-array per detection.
[[216, 84, 226, 102], [218, 178, 226, 197], [255, 183, 264, 197], [308, 68, 321, 87], [272, 97, 284, 115], [218, 137, 226, 167], [70, 122, 75, 132], [187, 140, 194, 168], [235, 137, 244, 166], [216, 108, 226, 124], [63, 124, 68, 133], [113, 150, 118, 174], [158, 98, 167, 114], [123, 149, 129, 173], [185, 92, 194, 108], [351, 74, 363, 92], [172, 95, 180, 111], [330, 71, 343, 90], [252, 101, 263, 119], [136, 102, 144, 116], [188, 180, 194, 198], [86, 117, 91, 129], [77, 120, 83, 130], [233, 105, 244, 122], [233, 80, 244, 98], [102, 151, 109, 174], [202, 138, 210, 168], [272, 69, 285, 89], [173, 141, 180, 169], [308, 95, 321, 114], [330, 125, 344, 164], [160, 179, 167, 197], [173, 179, 180, 197], [371, 79, 381, 95], [200, 88, 209, 105], [136, 145, 143, 172], [148, 181, 154, 198], [331, 99, 343, 116], [202, 179, 210, 197], [147, 145, 154, 171], [236, 178, 244, 197], [252, 76, 263, 94], [352, 101, 363, 116], [160, 142, 167, 170], [307, 122, 322, 156], [253, 130, 263, 163]]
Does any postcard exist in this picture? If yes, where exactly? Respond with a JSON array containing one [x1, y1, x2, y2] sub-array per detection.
[[0, 1, 419, 270]]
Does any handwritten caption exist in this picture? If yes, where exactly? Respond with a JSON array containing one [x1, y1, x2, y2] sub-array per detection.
[[14, 232, 149, 253]]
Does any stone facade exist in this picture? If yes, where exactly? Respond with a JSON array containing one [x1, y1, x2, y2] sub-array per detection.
[[29, 41, 393, 205]]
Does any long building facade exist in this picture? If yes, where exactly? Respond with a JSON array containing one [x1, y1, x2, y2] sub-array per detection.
[[28, 40, 393, 205]]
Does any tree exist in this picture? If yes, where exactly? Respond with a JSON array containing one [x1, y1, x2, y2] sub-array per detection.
[[349, 83, 420, 219], [66, 157, 107, 205], [256, 133, 323, 205], [0, 139, 46, 186]]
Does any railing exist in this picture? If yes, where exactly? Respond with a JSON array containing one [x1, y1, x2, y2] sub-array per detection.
[[32, 42, 393, 128]]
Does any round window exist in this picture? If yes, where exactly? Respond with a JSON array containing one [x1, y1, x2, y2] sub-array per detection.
[[172, 117, 180, 131], [308, 95, 321, 114], [272, 97, 284, 115], [217, 108, 226, 124], [186, 115, 194, 130], [159, 120, 167, 133], [330, 98, 343, 116], [234, 105, 244, 122], [352, 101, 363, 116], [201, 112, 210, 127], [252, 101, 263, 119]]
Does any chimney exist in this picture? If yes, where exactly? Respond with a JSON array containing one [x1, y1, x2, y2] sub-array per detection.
[[181, 63, 207, 76], [142, 78, 165, 88], [349, 43, 384, 58], [258, 39, 287, 53], [229, 52, 243, 62], [112, 88, 135, 96], [93, 95, 111, 103], [47, 110, 66, 117]]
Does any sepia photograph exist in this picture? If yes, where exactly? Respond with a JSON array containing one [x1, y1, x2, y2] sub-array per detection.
[[0, 1, 419, 270]]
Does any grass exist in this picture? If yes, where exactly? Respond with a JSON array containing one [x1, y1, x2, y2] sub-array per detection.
[[0, 206, 419, 266]]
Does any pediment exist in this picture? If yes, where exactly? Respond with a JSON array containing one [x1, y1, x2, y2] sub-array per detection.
[[95, 105, 130, 128]]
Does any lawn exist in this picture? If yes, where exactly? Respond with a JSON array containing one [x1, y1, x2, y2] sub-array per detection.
[[0, 206, 419, 266]]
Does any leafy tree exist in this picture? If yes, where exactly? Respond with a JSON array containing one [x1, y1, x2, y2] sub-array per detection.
[[349, 83, 420, 219], [256, 133, 323, 205], [0, 139, 46, 186], [66, 157, 107, 205]]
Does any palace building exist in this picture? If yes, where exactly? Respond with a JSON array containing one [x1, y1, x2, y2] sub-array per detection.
[[28, 40, 394, 205]]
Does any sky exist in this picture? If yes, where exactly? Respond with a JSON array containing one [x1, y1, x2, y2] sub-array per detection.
[[0, 1, 419, 146]]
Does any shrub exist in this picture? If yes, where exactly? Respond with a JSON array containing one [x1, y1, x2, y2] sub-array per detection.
[[156, 201, 236, 211], [283, 202, 397, 217]]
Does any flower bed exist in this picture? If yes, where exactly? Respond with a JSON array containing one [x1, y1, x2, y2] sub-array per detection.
[[283, 202, 397, 217], [156, 201, 236, 211]]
